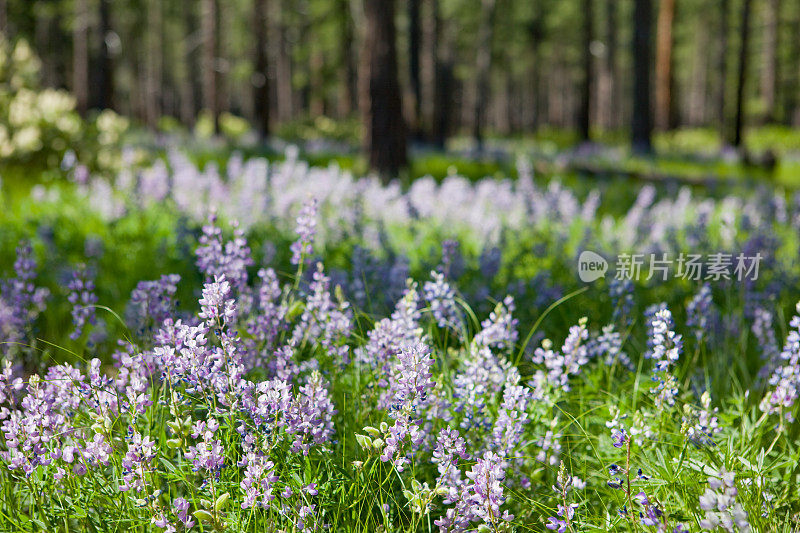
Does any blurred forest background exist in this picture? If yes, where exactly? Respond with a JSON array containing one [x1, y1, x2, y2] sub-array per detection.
[[2, 0, 800, 177]]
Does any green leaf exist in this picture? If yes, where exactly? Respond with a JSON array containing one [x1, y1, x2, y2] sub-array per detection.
[[354, 433, 371, 450], [214, 492, 230, 512], [287, 301, 305, 321], [193, 510, 214, 523], [363, 426, 381, 437], [166, 438, 182, 449]]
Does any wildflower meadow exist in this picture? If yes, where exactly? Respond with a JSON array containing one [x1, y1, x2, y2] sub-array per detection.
[[3, 145, 800, 532], [4, 1, 800, 530]]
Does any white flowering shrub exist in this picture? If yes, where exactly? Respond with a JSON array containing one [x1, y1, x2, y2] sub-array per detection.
[[0, 38, 127, 172]]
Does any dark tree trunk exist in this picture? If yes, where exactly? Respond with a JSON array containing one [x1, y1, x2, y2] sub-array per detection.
[[761, 0, 780, 123], [73, 0, 90, 115], [578, 0, 592, 141], [717, 0, 729, 140], [654, 0, 675, 131], [431, 0, 452, 149], [408, 0, 422, 138], [472, 0, 497, 149], [181, 0, 201, 126], [362, 0, 407, 179], [527, 3, 543, 131], [145, 0, 163, 128], [94, 0, 114, 110], [785, 13, 800, 126], [337, 0, 357, 118], [202, 0, 219, 132], [631, 0, 653, 153], [253, 0, 270, 137], [310, 49, 325, 116], [276, 0, 293, 122], [732, 0, 752, 147], [597, 0, 617, 131]]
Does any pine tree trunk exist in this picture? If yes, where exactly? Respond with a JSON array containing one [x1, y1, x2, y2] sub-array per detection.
[[655, 0, 675, 131], [362, 0, 407, 179], [431, 0, 452, 149], [631, 0, 653, 153], [202, 0, 219, 132], [253, 0, 270, 137], [73, 0, 90, 115], [786, 14, 800, 126], [180, 0, 200, 126], [688, 18, 709, 126], [717, 0, 729, 140], [732, 0, 752, 147], [527, 3, 543, 131], [276, 0, 293, 122], [408, 0, 422, 138], [337, 0, 356, 118], [472, 0, 497, 149], [95, 0, 114, 110], [578, 0, 593, 141], [145, 0, 163, 128], [596, 0, 616, 131], [761, 0, 780, 123]]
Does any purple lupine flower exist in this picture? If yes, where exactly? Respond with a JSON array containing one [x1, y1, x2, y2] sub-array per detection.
[[479, 246, 502, 280], [242, 377, 293, 439], [451, 344, 508, 431], [698, 469, 750, 532], [0, 242, 49, 366], [432, 426, 468, 503], [546, 501, 578, 532], [492, 369, 531, 457], [473, 296, 518, 350], [245, 268, 289, 364], [531, 318, 589, 394], [463, 451, 513, 526], [198, 275, 237, 328], [173, 497, 196, 528], [535, 426, 563, 467], [196, 213, 253, 292], [119, 430, 157, 493], [609, 277, 635, 326], [611, 427, 628, 448], [685, 391, 721, 445], [439, 239, 464, 280], [760, 303, 800, 420], [588, 324, 633, 370], [686, 283, 713, 343], [546, 515, 567, 532], [423, 271, 461, 330], [151, 512, 175, 532], [67, 265, 98, 340], [752, 307, 781, 380], [239, 452, 279, 509], [380, 342, 435, 470], [185, 430, 224, 475], [646, 307, 682, 408], [286, 371, 337, 454], [291, 263, 352, 362], [128, 274, 180, 332], [290, 197, 318, 265], [356, 280, 422, 372]]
